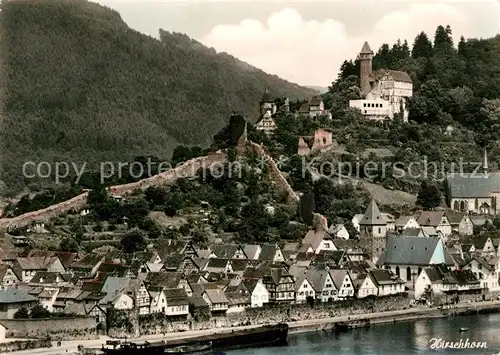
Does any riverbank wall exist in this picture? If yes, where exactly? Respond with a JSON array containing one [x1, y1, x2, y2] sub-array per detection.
[[0, 339, 52, 353], [287, 300, 500, 335], [107, 294, 411, 336], [1, 317, 98, 341]]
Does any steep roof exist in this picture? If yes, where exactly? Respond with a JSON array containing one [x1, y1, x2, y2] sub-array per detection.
[[0, 288, 37, 303], [243, 245, 260, 260], [204, 289, 229, 304], [379, 235, 454, 266], [446, 172, 500, 198], [414, 211, 446, 227], [370, 269, 404, 286], [210, 244, 245, 259], [258, 244, 279, 261], [360, 41, 373, 54], [163, 288, 188, 306], [377, 69, 412, 83], [309, 96, 323, 106], [302, 230, 331, 251], [16, 256, 59, 270], [395, 215, 413, 227], [359, 199, 386, 226], [444, 210, 466, 225]]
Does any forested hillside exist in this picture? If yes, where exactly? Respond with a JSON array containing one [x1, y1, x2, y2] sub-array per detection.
[[0, 0, 315, 194]]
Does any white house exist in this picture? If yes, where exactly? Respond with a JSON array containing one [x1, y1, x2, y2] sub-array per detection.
[[301, 230, 337, 254], [328, 224, 349, 240], [0, 322, 7, 342], [414, 265, 481, 300], [354, 273, 378, 298], [0, 265, 20, 287], [244, 279, 269, 308], [149, 288, 167, 314], [306, 268, 338, 302], [38, 287, 59, 312], [463, 257, 500, 292], [162, 288, 189, 316], [294, 275, 315, 303], [369, 269, 405, 296], [330, 269, 355, 299], [414, 211, 452, 238], [202, 289, 229, 313], [394, 216, 420, 233]]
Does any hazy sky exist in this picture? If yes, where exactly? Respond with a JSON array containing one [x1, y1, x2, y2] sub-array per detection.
[[95, 1, 500, 86]]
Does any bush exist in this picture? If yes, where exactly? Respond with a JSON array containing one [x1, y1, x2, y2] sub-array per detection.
[[13, 307, 29, 319]]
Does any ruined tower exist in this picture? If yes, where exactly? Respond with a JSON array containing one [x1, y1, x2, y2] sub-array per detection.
[[358, 42, 374, 97]]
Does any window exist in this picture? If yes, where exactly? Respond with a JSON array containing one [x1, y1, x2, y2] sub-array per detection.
[[378, 227, 381, 234], [364, 110, 367, 114], [324, 242, 330, 248], [363, 103, 366, 107]]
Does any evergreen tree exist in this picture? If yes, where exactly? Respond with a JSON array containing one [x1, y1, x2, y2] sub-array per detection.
[[411, 31, 433, 58], [458, 36, 467, 56], [433, 25, 454, 54], [416, 181, 442, 209]]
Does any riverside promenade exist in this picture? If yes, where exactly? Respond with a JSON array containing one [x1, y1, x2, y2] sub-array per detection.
[[6, 300, 500, 355]]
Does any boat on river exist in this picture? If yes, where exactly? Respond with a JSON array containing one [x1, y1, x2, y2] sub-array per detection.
[[163, 341, 212, 354], [101, 340, 166, 355], [99, 323, 288, 355]]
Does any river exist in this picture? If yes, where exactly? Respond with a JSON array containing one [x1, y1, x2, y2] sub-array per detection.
[[226, 313, 500, 355]]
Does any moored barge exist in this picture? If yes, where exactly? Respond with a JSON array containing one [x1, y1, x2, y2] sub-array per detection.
[[176, 323, 289, 351], [99, 323, 289, 355]]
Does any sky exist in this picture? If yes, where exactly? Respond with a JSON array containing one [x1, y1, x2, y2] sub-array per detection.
[[95, 0, 500, 87]]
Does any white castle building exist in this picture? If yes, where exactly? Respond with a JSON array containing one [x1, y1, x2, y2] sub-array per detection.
[[349, 42, 413, 122]]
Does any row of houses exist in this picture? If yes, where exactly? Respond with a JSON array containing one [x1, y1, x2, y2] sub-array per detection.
[[352, 209, 492, 239]]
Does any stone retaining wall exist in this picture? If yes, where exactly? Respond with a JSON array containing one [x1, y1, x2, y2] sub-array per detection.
[[0, 339, 52, 353], [1, 317, 97, 340], [108, 295, 410, 336]]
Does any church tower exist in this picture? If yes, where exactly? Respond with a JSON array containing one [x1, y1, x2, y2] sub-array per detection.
[[358, 42, 374, 97], [359, 198, 387, 263]]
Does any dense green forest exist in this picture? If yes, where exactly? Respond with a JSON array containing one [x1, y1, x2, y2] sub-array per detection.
[[0, 0, 315, 194]]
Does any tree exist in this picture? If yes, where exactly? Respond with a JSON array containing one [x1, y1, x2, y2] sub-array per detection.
[[30, 304, 51, 319], [120, 228, 147, 253], [416, 181, 442, 209], [60, 236, 79, 252], [412, 31, 433, 58], [13, 307, 29, 319], [433, 25, 454, 54]]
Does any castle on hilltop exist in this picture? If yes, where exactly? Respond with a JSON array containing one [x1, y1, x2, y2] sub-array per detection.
[[349, 42, 413, 122]]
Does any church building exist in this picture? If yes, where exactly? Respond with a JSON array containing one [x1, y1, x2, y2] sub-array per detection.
[[446, 150, 500, 215], [349, 42, 413, 122]]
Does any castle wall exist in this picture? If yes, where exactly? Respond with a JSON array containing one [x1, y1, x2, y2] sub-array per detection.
[[0, 132, 299, 230], [0, 153, 227, 231]]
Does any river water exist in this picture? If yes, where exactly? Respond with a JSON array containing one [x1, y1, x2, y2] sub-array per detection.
[[226, 314, 500, 355]]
